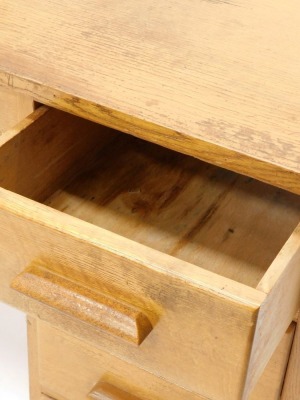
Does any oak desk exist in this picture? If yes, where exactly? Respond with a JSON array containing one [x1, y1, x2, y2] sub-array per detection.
[[0, 1, 299, 399]]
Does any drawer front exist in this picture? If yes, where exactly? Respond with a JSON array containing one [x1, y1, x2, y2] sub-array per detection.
[[0, 107, 299, 400], [38, 320, 202, 400], [38, 321, 295, 400], [0, 189, 260, 400]]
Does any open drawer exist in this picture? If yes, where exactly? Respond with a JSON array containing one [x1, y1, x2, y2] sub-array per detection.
[[0, 106, 299, 400]]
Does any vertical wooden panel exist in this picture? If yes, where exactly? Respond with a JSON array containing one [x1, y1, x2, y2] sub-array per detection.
[[27, 317, 41, 400], [0, 86, 33, 133], [244, 226, 300, 399], [282, 322, 300, 400], [250, 324, 295, 400]]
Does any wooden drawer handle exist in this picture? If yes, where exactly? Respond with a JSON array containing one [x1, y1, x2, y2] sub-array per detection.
[[11, 264, 152, 345], [88, 382, 141, 400]]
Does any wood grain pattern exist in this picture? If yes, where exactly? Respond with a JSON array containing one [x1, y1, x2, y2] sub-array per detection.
[[244, 225, 300, 399], [282, 322, 300, 400], [88, 382, 141, 400], [257, 223, 300, 294], [12, 264, 153, 345], [38, 320, 295, 400], [27, 317, 42, 400], [0, 108, 298, 399], [250, 323, 295, 400], [0, 1, 300, 193], [39, 320, 203, 400], [0, 186, 264, 400], [0, 86, 33, 133], [0, 106, 118, 202], [45, 133, 300, 288]]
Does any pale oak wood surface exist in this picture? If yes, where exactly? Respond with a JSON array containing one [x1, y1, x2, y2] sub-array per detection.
[[0, 185, 262, 400], [0, 106, 117, 202], [38, 320, 203, 400], [38, 320, 295, 400], [44, 128, 300, 288], [282, 322, 300, 400], [0, 106, 298, 399], [0, 1, 300, 193], [13, 264, 153, 345], [250, 324, 295, 400], [244, 226, 300, 398], [0, 109, 264, 305], [0, 87, 33, 133], [88, 382, 142, 400], [27, 317, 41, 400]]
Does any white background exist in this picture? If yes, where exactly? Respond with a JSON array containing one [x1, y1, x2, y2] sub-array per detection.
[[0, 302, 29, 400]]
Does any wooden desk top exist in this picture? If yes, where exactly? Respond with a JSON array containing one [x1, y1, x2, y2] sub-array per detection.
[[0, 0, 299, 193]]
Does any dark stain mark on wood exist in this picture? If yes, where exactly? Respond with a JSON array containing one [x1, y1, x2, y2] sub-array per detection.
[[170, 176, 239, 254], [221, 227, 235, 243]]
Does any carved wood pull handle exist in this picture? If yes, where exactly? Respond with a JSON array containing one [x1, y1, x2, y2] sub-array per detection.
[[11, 264, 152, 345], [88, 382, 141, 400]]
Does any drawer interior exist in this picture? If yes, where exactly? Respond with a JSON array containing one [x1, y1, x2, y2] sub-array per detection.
[[1, 107, 299, 288]]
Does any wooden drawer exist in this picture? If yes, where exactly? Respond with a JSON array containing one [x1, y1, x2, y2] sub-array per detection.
[[37, 320, 295, 400], [0, 106, 299, 400]]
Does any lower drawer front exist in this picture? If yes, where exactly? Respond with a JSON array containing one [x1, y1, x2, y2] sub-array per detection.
[[38, 321, 295, 400], [38, 320, 201, 400]]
